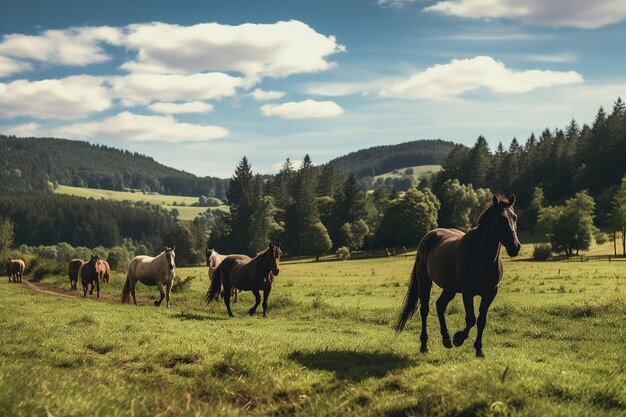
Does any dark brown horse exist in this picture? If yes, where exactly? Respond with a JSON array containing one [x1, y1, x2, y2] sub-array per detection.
[[205, 242, 282, 317], [68, 258, 84, 290], [79, 255, 100, 299], [5, 258, 25, 283], [205, 248, 244, 303], [396, 195, 521, 357]]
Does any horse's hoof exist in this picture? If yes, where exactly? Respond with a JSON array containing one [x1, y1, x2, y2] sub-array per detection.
[[154, 300, 161, 306], [453, 331, 465, 347], [228, 313, 235, 317], [420, 345, 429, 354], [443, 338, 453, 349], [476, 350, 485, 358], [248, 309, 256, 316]]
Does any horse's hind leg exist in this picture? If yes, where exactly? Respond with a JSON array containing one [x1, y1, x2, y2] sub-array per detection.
[[223, 284, 234, 317], [154, 282, 165, 307], [418, 274, 432, 353], [96, 280, 100, 299], [249, 289, 261, 316], [130, 280, 138, 305], [474, 289, 497, 357], [453, 293, 477, 347], [262, 286, 271, 317], [436, 290, 456, 348]]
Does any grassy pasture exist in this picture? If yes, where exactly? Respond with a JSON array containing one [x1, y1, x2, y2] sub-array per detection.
[[373, 165, 442, 182], [54, 184, 227, 221], [1, 252, 625, 416]]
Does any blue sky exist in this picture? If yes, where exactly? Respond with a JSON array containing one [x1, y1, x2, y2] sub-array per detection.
[[1, 0, 626, 177]]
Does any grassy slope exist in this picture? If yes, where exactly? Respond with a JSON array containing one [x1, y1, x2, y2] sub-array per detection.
[[54, 184, 228, 221], [1, 247, 625, 416], [373, 165, 442, 181]]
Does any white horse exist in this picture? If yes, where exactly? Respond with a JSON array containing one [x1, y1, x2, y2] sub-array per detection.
[[205, 248, 242, 303], [121, 247, 176, 307]]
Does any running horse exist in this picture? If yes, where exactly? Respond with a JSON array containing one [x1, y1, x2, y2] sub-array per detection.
[[121, 247, 176, 307], [396, 195, 521, 357], [79, 255, 101, 298]]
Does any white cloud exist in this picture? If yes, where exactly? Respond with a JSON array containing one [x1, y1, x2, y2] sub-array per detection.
[[425, 0, 626, 29], [0, 55, 32, 77], [2, 122, 41, 137], [50, 111, 228, 142], [0, 26, 122, 65], [147, 101, 214, 114], [377, 0, 423, 8], [121, 20, 344, 77], [380, 56, 583, 99], [261, 100, 344, 119], [250, 88, 286, 101], [264, 159, 303, 174], [0, 75, 111, 119], [110, 72, 245, 106]]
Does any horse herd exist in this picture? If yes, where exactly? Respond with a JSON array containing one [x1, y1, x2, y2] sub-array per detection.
[[4, 195, 521, 357]]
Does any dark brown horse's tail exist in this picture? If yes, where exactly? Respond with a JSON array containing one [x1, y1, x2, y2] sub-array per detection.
[[121, 272, 132, 303], [395, 261, 420, 333], [205, 266, 222, 304]]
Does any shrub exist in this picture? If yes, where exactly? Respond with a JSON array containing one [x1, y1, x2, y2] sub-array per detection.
[[594, 232, 608, 245], [335, 246, 350, 261], [532, 244, 552, 261], [29, 258, 65, 282]]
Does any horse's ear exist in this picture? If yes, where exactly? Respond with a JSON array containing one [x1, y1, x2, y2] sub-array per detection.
[[172, 246, 176, 252], [492, 195, 499, 206], [276, 242, 281, 248], [508, 194, 516, 207], [268, 241, 274, 248]]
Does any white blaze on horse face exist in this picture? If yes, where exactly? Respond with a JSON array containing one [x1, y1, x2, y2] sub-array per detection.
[[209, 250, 219, 268]]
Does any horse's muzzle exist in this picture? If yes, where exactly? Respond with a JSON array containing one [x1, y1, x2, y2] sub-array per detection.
[[506, 242, 521, 257], [273, 269, 280, 276]]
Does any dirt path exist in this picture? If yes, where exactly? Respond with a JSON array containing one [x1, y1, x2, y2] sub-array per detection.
[[22, 279, 77, 298]]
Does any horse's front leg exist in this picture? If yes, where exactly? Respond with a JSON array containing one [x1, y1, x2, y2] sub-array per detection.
[[96, 279, 100, 299], [475, 289, 497, 357], [436, 290, 456, 348], [165, 280, 172, 308], [262, 285, 272, 317], [453, 292, 476, 347], [249, 289, 261, 315], [154, 282, 165, 307]]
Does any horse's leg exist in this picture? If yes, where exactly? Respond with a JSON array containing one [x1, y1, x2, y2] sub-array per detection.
[[83, 280, 87, 297], [130, 279, 137, 306], [474, 289, 497, 357], [262, 285, 271, 317], [165, 280, 172, 308], [249, 289, 261, 316], [453, 293, 476, 347], [154, 282, 165, 307], [418, 275, 432, 353], [223, 284, 234, 317], [89, 280, 94, 295], [436, 290, 456, 348], [233, 288, 238, 303], [96, 279, 100, 299]]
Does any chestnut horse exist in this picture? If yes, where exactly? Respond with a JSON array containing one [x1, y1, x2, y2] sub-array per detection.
[[97, 259, 111, 283], [205, 242, 281, 317], [396, 195, 521, 357], [5, 258, 25, 283], [68, 259, 83, 290], [79, 255, 100, 298]]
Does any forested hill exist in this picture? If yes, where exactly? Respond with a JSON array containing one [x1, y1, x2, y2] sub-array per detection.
[[325, 139, 455, 178], [0, 135, 228, 199]]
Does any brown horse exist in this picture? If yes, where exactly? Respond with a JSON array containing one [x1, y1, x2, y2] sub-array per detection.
[[68, 259, 84, 290], [205, 242, 281, 317], [396, 195, 521, 357], [97, 259, 111, 283], [205, 248, 244, 303], [5, 258, 25, 283], [79, 255, 100, 299]]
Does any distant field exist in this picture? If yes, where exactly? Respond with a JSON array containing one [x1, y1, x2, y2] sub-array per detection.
[[54, 184, 227, 221], [1, 246, 624, 416], [373, 164, 442, 181]]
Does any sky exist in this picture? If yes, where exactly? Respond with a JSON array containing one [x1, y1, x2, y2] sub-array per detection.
[[1, 0, 626, 178]]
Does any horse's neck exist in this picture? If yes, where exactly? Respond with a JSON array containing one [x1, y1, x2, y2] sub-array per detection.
[[252, 252, 270, 276], [465, 221, 501, 265]]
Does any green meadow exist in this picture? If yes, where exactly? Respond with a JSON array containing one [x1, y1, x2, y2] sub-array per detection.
[[54, 184, 228, 221], [1, 247, 625, 416], [373, 165, 442, 182]]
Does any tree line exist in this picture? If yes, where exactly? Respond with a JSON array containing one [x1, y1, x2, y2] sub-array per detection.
[[0, 135, 228, 199]]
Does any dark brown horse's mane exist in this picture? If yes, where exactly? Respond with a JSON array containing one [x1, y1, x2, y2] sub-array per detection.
[[472, 194, 513, 227]]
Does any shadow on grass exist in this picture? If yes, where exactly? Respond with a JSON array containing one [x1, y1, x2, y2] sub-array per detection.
[[288, 349, 413, 382], [174, 311, 229, 321]]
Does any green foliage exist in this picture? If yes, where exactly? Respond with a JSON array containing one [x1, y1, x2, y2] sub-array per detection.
[[335, 246, 350, 260], [532, 244, 552, 261], [437, 179, 491, 230], [376, 188, 440, 247], [0, 219, 14, 260], [309, 222, 333, 260], [164, 223, 196, 267], [107, 246, 133, 270], [341, 219, 369, 250]]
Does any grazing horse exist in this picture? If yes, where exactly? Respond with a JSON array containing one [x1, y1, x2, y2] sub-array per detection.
[[205, 242, 281, 317], [68, 259, 84, 290], [5, 258, 25, 283], [396, 195, 521, 357], [205, 248, 243, 303], [96, 259, 111, 283], [121, 247, 176, 307], [79, 256, 100, 298]]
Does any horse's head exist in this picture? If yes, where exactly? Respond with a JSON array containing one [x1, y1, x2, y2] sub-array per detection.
[[266, 242, 282, 276], [90, 255, 99, 263], [164, 246, 176, 270], [205, 247, 216, 268], [489, 194, 521, 257]]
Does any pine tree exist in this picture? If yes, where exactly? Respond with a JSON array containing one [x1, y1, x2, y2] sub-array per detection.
[[467, 136, 491, 188], [224, 157, 255, 254]]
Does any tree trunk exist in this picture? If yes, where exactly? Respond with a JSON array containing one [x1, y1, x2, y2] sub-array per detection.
[[615, 232, 618, 256], [622, 225, 625, 256]]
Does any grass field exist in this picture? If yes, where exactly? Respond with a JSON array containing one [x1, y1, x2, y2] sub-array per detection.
[[54, 184, 228, 221], [373, 165, 442, 182], [1, 245, 625, 417]]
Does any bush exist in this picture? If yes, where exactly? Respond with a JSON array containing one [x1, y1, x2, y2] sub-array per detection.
[[335, 246, 350, 261], [29, 258, 65, 282], [532, 244, 552, 261], [594, 232, 608, 245], [107, 246, 133, 270]]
